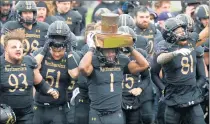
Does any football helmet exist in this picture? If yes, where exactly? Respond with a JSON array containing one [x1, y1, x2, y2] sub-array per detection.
[[162, 18, 188, 44], [118, 14, 135, 29], [94, 8, 111, 22], [47, 21, 71, 48], [176, 14, 195, 32], [0, 104, 16, 124], [15, 1, 37, 25], [194, 4, 209, 28]]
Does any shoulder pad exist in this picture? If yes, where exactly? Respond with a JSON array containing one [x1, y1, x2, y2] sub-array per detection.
[[71, 51, 81, 62], [36, 22, 49, 30], [189, 32, 199, 46], [23, 55, 38, 69], [1, 21, 22, 34], [135, 48, 148, 58], [69, 10, 82, 22], [149, 23, 157, 34], [92, 55, 100, 67], [118, 54, 130, 67], [135, 35, 148, 48], [155, 40, 170, 55]]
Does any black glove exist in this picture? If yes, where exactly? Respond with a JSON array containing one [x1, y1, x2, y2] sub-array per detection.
[[66, 43, 72, 54], [41, 39, 52, 56], [125, 47, 134, 53]]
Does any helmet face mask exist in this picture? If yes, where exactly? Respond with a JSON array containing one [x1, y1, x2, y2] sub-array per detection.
[[173, 27, 188, 42], [97, 48, 119, 67]]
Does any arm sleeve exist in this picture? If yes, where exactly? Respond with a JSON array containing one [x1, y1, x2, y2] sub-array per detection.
[[138, 69, 150, 90], [150, 55, 165, 91]]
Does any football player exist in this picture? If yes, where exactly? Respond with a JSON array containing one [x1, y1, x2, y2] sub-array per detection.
[[133, 6, 164, 56], [1, 1, 49, 56], [119, 26, 157, 124], [0, 29, 59, 124], [0, 0, 17, 24], [32, 21, 80, 124], [156, 17, 206, 124], [79, 28, 149, 124], [54, 1, 82, 36], [194, 4, 209, 73]]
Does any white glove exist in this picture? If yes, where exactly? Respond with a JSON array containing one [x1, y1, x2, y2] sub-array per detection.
[[86, 32, 96, 48], [172, 48, 191, 56]]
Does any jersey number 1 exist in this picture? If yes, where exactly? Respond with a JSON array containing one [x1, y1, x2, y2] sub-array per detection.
[[110, 73, 114, 92]]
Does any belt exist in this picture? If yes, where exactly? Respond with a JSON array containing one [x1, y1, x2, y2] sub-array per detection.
[[176, 97, 203, 108], [35, 102, 66, 108], [98, 111, 116, 117]]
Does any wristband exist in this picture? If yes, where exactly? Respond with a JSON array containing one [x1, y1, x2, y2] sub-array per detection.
[[89, 47, 96, 53]]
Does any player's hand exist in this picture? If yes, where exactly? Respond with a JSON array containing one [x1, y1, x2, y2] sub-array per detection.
[[172, 48, 191, 56], [47, 88, 59, 99], [86, 32, 96, 48], [41, 39, 52, 56], [129, 88, 142, 96], [185, 6, 195, 16], [125, 47, 134, 53], [66, 43, 72, 54]]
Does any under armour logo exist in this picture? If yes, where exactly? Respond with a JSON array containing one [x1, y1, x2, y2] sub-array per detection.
[[91, 117, 96, 121], [79, 99, 83, 102], [188, 101, 194, 105], [126, 105, 132, 109]]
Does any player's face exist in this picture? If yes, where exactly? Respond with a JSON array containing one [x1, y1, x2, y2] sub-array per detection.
[[56, 2, 70, 14], [102, 48, 116, 62], [0, 4, 11, 15], [174, 27, 185, 37], [5, 40, 24, 63], [201, 18, 209, 27], [175, 27, 188, 45], [21, 11, 34, 22], [135, 12, 150, 29], [50, 47, 65, 60], [37, 7, 47, 22]]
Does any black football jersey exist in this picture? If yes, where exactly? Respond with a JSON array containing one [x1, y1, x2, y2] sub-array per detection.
[[0, 55, 37, 109], [2, 21, 49, 55], [33, 48, 76, 105], [87, 54, 130, 112], [55, 10, 82, 36]]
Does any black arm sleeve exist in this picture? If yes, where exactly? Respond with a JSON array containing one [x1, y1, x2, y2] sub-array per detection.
[[138, 69, 150, 90], [150, 55, 165, 91], [34, 79, 51, 95], [196, 56, 207, 87]]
